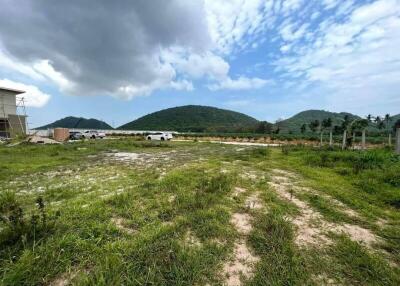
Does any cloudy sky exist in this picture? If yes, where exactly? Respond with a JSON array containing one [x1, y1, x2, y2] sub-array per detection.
[[0, 0, 399, 127]]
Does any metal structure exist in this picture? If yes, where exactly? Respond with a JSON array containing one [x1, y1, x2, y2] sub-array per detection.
[[0, 87, 27, 139]]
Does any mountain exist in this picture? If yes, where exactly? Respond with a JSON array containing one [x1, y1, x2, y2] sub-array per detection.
[[36, 116, 113, 130], [278, 110, 360, 133], [390, 114, 400, 129], [118, 105, 259, 132]]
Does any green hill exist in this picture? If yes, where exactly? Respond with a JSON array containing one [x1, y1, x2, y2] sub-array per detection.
[[36, 116, 113, 130], [278, 110, 360, 133], [390, 114, 400, 129], [118, 105, 259, 132]]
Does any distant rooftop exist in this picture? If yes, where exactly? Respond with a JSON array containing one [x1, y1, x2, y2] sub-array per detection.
[[0, 86, 25, 95]]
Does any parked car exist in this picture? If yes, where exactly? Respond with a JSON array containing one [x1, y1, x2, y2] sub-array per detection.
[[69, 131, 83, 140], [97, 131, 106, 138], [82, 130, 105, 139], [146, 132, 173, 141]]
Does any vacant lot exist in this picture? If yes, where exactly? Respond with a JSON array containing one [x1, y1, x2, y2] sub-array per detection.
[[1, 139, 399, 285]]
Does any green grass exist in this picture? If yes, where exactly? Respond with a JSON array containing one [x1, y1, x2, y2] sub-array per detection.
[[1, 139, 400, 285]]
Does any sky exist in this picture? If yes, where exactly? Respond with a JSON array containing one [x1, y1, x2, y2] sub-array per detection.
[[0, 0, 399, 128]]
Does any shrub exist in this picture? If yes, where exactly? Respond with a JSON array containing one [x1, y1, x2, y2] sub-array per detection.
[[351, 152, 386, 174], [0, 193, 58, 246], [250, 148, 270, 158]]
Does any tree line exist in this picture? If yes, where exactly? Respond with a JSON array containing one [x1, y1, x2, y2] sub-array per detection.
[[302, 114, 400, 151]]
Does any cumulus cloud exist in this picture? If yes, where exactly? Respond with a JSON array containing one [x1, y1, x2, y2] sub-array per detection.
[[0, 0, 210, 98], [0, 0, 269, 98], [0, 79, 50, 107], [273, 0, 400, 114], [1, 0, 397, 113]]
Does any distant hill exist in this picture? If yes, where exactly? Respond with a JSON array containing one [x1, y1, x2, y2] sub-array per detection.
[[118, 105, 259, 132], [278, 110, 360, 133], [390, 114, 400, 129], [36, 116, 113, 130]]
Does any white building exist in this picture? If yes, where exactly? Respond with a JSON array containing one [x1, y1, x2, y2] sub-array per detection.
[[0, 87, 27, 138]]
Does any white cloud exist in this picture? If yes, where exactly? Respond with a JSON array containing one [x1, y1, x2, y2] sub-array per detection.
[[205, 0, 273, 54], [208, 76, 269, 91], [282, 0, 303, 14], [33, 60, 71, 90], [0, 79, 50, 107], [164, 50, 230, 80], [322, 0, 340, 10], [274, 0, 400, 112]]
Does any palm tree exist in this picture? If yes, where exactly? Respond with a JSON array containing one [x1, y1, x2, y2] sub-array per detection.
[[322, 118, 333, 146], [309, 120, 320, 145], [385, 114, 392, 146], [309, 120, 320, 133]]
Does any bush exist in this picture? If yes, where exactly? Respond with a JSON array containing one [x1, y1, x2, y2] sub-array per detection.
[[0, 193, 58, 246], [250, 148, 270, 158], [351, 151, 386, 174]]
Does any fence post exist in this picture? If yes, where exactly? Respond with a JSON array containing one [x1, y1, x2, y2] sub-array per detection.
[[396, 128, 400, 155], [342, 130, 347, 150], [362, 129, 366, 150]]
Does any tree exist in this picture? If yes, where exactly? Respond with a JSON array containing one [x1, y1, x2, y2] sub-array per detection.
[[309, 120, 321, 146], [300, 124, 307, 134], [322, 118, 333, 146], [375, 116, 385, 132], [255, 121, 272, 134], [274, 119, 283, 134], [309, 120, 320, 133]]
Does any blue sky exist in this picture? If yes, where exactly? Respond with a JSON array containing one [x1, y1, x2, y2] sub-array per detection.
[[0, 0, 399, 128]]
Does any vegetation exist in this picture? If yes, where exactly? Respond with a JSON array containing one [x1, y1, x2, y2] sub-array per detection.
[[1, 139, 399, 285], [35, 108, 400, 141], [280, 110, 400, 135], [36, 116, 113, 130], [280, 110, 359, 134], [118, 105, 259, 132]]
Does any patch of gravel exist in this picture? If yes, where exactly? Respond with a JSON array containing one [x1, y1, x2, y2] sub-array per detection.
[[103, 151, 196, 175], [223, 187, 261, 286], [230, 213, 253, 235], [268, 169, 380, 248], [223, 241, 260, 286]]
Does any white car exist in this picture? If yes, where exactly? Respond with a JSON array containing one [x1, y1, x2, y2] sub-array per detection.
[[82, 130, 105, 139], [146, 132, 173, 141]]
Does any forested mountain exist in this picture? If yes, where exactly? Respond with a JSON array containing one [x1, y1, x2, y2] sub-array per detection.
[[36, 116, 113, 130], [278, 110, 360, 133], [118, 105, 259, 132]]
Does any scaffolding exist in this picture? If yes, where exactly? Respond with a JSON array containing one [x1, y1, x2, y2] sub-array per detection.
[[0, 95, 28, 139]]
